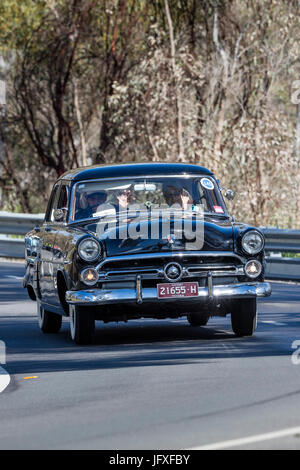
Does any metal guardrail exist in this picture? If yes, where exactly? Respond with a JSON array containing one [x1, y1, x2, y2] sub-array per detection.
[[264, 257, 300, 282], [0, 211, 44, 258], [260, 228, 300, 253], [0, 212, 299, 281], [0, 211, 44, 235], [260, 228, 300, 281]]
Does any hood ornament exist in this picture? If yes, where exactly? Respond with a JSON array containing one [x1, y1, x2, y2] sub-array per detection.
[[167, 234, 176, 245]]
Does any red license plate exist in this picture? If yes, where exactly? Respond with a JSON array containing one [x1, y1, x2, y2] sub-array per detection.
[[157, 282, 199, 299]]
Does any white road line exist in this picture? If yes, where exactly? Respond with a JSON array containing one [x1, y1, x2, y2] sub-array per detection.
[[0, 365, 10, 393], [260, 320, 286, 326], [6, 275, 23, 281], [187, 426, 300, 450]]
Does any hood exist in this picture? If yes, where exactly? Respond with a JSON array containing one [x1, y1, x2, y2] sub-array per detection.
[[81, 213, 234, 256]]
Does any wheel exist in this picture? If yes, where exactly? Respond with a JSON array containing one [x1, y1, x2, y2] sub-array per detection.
[[37, 300, 62, 333], [69, 305, 95, 344], [231, 298, 257, 337], [187, 313, 209, 327]]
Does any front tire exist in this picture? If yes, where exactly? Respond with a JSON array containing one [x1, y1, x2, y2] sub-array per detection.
[[69, 305, 95, 344], [187, 313, 209, 327], [37, 300, 62, 333], [231, 298, 257, 337]]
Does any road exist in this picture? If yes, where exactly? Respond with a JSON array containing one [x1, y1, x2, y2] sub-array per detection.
[[0, 261, 300, 450]]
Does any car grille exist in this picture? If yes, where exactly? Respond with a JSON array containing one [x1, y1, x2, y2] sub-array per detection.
[[97, 253, 244, 283]]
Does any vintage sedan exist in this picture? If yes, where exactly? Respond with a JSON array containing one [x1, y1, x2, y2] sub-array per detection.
[[24, 163, 271, 344]]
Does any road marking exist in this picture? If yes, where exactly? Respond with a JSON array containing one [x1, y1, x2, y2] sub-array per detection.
[[188, 426, 300, 450], [260, 320, 286, 326], [0, 365, 10, 393], [6, 275, 23, 281], [24, 376, 38, 380]]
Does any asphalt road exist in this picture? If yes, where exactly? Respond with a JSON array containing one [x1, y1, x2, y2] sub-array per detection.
[[0, 261, 300, 450]]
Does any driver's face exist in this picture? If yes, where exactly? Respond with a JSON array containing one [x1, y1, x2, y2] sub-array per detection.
[[87, 194, 105, 208], [164, 187, 180, 205]]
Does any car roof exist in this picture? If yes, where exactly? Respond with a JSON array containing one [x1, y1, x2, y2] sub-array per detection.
[[59, 163, 213, 182]]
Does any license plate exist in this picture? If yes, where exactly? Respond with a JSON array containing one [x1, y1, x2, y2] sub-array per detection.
[[157, 282, 199, 299]]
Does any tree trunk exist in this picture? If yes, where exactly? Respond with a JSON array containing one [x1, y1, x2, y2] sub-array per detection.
[[164, 0, 184, 161], [73, 78, 87, 167], [295, 101, 300, 228]]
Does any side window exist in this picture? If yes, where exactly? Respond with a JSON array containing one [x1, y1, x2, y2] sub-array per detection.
[[45, 184, 60, 222], [45, 182, 70, 223], [50, 183, 69, 223], [57, 184, 68, 210]]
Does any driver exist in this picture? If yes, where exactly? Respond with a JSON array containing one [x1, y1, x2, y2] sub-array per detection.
[[76, 191, 107, 219], [162, 184, 181, 207]]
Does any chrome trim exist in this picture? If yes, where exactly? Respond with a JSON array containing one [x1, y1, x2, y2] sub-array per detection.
[[255, 283, 272, 297], [207, 271, 213, 299], [241, 230, 265, 255], [97, 266, 244, 282], [78, 238, 102, 262], [244, 259, 262, 279], [163, 262, 183, 282], [136, 275, 143, 304], [96, 251, 244, 270], [95, 252, 245, 282], [66, 282, 272, 306], [80, 267, 99, 286]]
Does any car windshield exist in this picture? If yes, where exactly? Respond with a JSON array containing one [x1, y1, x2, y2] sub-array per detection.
[[70, 176, 227, 222]]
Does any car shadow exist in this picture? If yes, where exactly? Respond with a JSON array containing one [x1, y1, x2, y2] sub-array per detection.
[[1, 310, 299, 377]]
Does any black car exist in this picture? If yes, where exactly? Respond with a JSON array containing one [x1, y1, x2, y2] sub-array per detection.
[[24, 163, 271, 344]]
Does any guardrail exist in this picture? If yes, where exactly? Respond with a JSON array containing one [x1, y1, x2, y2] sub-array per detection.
[[0, 211, 44, 235], [260, 228, 300, 281], [0, 212, 299, 281], [0, 211, 44, 258]]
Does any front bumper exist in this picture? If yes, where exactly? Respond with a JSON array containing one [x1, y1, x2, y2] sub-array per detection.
[[66, 281, 272, 306]]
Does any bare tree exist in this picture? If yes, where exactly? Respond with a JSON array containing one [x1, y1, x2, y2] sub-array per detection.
[[14, 0, 98, 177], [164, 0, 184, 161]]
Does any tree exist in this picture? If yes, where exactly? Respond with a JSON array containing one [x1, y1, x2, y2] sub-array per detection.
[[0, 0, 299, 227]]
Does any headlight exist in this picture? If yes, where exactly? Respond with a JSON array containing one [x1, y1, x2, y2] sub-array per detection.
[[241, 230, 264, 255], [78, 238, 101, 262], [244, 260, 262, 278]]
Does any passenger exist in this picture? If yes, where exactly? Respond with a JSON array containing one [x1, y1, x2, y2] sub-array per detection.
[[115, 188, 132, 212], [180, 188, 193, 211], [94, 188, 133, 222]]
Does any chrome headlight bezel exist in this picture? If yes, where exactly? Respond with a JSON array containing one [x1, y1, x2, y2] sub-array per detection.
[[241, 230, 264, 255], [78, 238, 102, 262], [80, 267, 99, 286], [244, 259, 262, 279]]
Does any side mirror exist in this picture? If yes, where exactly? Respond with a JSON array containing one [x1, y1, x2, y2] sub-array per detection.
[[53, 208, 68, 223], [224, 189, 235, 201]]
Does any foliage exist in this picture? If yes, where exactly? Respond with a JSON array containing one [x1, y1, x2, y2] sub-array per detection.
[[0, 0, 299, 226]]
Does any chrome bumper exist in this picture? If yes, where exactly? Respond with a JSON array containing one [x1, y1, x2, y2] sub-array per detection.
[[66, 282, 272, 306]]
